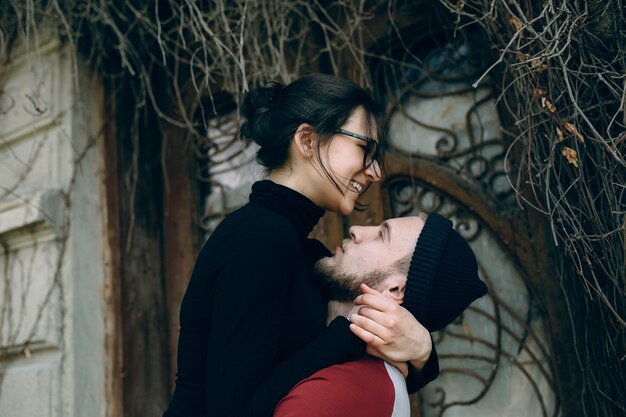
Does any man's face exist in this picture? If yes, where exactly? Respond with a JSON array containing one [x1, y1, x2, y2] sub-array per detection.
[[315, 216, 426, 300]]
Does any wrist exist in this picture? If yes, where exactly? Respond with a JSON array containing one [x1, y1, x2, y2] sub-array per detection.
[[409, 330, 432, 370]]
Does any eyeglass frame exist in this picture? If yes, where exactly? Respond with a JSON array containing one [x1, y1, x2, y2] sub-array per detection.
[[334, 128, 382, 175]]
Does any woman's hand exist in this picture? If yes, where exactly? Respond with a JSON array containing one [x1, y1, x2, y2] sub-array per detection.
[[373, 348, 409, 378], [349, 283, 432, 370]]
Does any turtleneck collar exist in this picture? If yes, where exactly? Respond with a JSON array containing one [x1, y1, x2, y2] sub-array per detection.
[[248, 180, 325, 238]]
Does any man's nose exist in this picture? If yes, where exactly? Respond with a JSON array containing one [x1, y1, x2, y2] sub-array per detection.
[[349, 226, 358, 242], [349, 225, 376, 243]]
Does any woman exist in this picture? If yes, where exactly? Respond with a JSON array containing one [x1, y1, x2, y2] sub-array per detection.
[[163, 74, 436, 417]]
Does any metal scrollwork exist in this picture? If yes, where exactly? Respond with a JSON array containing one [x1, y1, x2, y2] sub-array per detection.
[[383, 33, 514, 203], [387, 178, 481, 241], [375, 16, 560, 417], [0, 92, 15, 115], [426, 268, 558, 417]]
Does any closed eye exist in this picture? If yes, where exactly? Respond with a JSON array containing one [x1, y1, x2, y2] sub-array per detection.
[[379, 222, 390, 244]]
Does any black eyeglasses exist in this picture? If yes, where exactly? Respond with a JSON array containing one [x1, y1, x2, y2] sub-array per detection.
[[335, 128, 381, 176]]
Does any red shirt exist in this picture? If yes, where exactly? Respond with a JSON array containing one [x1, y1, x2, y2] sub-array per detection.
[[274, 356, 409, 417]]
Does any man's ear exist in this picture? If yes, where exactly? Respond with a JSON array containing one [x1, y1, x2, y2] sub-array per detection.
[[293, 123, 317, 159], [380, 275, 406, 304]]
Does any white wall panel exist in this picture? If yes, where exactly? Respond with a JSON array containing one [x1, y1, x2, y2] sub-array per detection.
[[0, 38, 106, 417]]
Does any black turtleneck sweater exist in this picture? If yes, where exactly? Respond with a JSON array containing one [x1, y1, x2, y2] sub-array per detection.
[[163, 180, 437, 417]]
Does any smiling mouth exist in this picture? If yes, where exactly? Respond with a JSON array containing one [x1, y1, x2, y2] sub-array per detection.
[[350, 180, 363, 193]]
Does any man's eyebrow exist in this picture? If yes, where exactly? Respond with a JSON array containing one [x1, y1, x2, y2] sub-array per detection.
[[382, 221, 391, 244]]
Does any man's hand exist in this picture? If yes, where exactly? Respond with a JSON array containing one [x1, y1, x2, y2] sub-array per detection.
[[349, 283, 432, 369]]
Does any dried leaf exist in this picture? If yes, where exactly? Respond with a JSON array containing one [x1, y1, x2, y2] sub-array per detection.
[[562, 146, 579, 167], [541, 97, 556, 113], [509, 16, 524, 33], [531, 58, 548, 70], [563, 122, 584, 143], [556, 127, 564, 141]]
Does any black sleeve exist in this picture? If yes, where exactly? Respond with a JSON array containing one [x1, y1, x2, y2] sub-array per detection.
[[406, 336, 439, 393], [204, 230, 364, 417]]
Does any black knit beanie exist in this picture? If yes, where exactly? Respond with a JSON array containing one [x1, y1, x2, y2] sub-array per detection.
[[401, 213, 488, 332]]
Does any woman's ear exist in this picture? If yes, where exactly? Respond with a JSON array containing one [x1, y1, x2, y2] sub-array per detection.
[[293, 123, 317, 159]]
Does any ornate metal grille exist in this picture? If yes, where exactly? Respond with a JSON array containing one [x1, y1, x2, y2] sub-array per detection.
[[380, 27, 560, 417], [374, 29, 514, 206], [387, 177, 558, 417]]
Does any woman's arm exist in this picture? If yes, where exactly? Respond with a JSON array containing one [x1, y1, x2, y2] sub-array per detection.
[[406, 340, 439, 393], [203, 230, 364, 417]]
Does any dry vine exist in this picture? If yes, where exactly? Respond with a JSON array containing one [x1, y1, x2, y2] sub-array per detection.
[[437, 0, 625, 416], [0, 1, 624, 417]]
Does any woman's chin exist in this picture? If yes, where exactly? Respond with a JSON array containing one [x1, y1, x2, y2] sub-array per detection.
[[320, 190, 357, 215], [338, 199, 356, 216]]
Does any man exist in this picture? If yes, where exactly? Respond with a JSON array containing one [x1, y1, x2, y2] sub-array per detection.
[[273, 213, 488, 417]]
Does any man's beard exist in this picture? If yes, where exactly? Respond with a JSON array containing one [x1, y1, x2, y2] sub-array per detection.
[[313, 258, 390, 301]]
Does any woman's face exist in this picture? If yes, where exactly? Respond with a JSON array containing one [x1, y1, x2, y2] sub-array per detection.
[[311, 107, 382, 215]]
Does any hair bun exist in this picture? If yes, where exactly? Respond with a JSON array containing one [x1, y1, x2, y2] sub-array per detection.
[[266, 83, 284, 106], [240, 82, 284, 144]]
